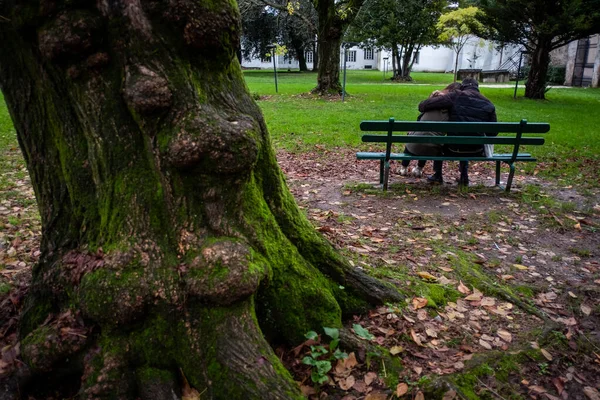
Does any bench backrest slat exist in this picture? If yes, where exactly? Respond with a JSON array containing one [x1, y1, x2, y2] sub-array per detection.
[[361, 135, 545, 146], [360, 120, 550, 134]]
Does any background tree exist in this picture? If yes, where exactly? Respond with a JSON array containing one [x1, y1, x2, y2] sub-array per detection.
[[0, 0, 400, 398], [436, 6, 485, 82], [474, 0, 600, 99], [255, 0, 366, 94], [347, 0, 446, 81], [239, 0, 317, 72]]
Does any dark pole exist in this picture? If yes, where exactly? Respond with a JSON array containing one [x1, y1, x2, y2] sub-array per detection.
[[383, 57, 389, 80], [267, 45, 278, 93], [513, 51, 524, 99], [342, 46, 348, 102]]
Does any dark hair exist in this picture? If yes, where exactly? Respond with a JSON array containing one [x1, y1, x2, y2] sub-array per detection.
[[461, 78, 479, 89], [444, 82, 462, 92]]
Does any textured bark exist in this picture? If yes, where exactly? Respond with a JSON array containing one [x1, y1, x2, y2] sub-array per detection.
[[525, 37, 552, 100], [0, 1, 400, 398], [312, 0, 343, 94]]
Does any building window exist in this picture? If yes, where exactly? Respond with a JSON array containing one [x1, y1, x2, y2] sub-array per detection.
[[306, 51, 313, 63], [414, 51, 420, 64], [364, 48, 374, 60], [345, 50, 356, 62]]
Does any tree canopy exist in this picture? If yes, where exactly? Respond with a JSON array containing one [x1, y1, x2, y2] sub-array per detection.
[[436, 6, 485, 81], [347, 0, 447, 80], [474, 0, 600, 98]]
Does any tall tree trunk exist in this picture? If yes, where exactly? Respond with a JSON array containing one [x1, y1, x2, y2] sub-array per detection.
[[293, 42, 308, 72], [312, 0, 343, 94], [453, 50, 460, 82], [525, 37, 552, 99], [400, 43, 414, 81], [0, 1, 399, 398]]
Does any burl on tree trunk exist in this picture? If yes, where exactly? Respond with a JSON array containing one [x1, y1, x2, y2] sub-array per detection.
[[0, 1, 400, 398]]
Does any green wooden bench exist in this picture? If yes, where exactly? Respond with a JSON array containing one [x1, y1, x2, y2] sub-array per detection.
[[357, 118, 550, 192]]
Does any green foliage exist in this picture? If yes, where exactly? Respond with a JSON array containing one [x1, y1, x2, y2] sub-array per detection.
[[436, 6, 485, 80], [346, 0, 446, 78], [353, 323, 374, 340], [437, 6, 484, 44], [302, 327, 348, 384], [475, 0, 600, 97]]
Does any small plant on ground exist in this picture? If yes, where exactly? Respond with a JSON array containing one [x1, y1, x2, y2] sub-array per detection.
[[302, 327, 348, 384]]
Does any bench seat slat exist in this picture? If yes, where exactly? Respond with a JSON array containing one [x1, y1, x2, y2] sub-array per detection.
[[361, 135, 545, 146], [356, 152, 536, 162], [360, 120, 550, 134]]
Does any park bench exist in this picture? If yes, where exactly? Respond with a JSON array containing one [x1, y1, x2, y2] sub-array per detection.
[[357, 118, 550, 192]]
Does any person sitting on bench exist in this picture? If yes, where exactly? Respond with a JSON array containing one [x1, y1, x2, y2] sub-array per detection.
[[418, 78, 497, 186], [398, 82, 462, 177]]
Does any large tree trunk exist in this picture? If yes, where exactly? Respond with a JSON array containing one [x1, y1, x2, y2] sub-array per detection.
[[525, 37, 552, 99], [312, 0, 343, 94], [0, 1, 400, 398]]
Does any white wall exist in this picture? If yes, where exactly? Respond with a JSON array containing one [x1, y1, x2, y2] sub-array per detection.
[[241, 39, 522, 73]]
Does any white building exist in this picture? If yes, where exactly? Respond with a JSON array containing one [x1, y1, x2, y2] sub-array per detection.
[[241, 38, 523, 74]]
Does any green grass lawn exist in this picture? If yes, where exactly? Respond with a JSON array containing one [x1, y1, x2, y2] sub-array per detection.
[[1, 71, 599, 188]]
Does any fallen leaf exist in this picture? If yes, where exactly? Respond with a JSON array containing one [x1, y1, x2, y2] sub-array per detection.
[[439, 266, 454, 272], [426, 328, 438, 338], [364, 372, 377, 385], [481, 297, 496, 307], [417, 271, 437, 281], [443, 390, 457, 400], [552, 377, 564, 395], [513, 264, 529, 270], [457, 281, 471, 294], [583, 387, 600, 400], [568, 291, 578, 298], [417, 309, 428, 321], [540, 348, 553, 361], [415, 391, 425, 400], [497, 329, 513, 343], [465, 288, 483, 302], [339, 375, 356, 390], [479, 338, 492, 350], [411, 328, 423, 346], [412, 297, 428, 309], [365, 391, 388, 400], [528, 385, 547, 394], [301, 385, 317, 396], [413, 366, 423, 375], [390, 346, 404, 355], [581, 304, 592, 316], [396, 383, 409, 397], [501, 275, 514, 281], [574, 223, 581, 230], [181, 371, 201, 400]]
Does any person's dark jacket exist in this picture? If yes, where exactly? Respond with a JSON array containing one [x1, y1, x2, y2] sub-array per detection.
[[418, 86, 497, 153]]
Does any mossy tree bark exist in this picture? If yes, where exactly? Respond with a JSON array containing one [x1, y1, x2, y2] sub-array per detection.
[[0, 1, 400, 398]]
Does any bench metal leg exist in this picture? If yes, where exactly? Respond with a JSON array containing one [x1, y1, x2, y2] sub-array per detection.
[[505, 163, 515, 192], [495, 161, 501, 186], [379, 159, 384, 184], [383, 161, 390, 191]]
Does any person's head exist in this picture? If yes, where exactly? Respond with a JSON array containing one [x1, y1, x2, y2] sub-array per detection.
[[430, 82, 462, 98], [444, 82, 462, 92], [460, 78, 479, 91]]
